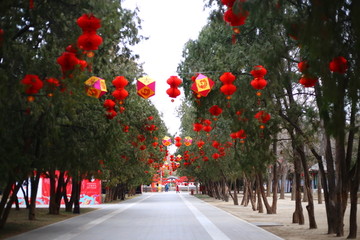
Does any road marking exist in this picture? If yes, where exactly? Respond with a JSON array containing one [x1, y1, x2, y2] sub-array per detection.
[[53, 195, 152, 240], [180, 194, 231, 240]]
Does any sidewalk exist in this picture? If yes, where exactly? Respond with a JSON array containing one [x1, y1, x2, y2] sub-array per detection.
[[195, 193, 359, 240]]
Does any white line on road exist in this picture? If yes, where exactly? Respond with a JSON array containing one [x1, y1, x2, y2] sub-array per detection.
[[53, 195, 153, 240], [180, 194, 231, 240]]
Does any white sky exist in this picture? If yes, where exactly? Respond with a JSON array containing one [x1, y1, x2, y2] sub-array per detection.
[[122, 0, 210, 137]]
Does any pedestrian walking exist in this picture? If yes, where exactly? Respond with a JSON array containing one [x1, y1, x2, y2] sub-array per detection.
[[176, 184, 180, 193]]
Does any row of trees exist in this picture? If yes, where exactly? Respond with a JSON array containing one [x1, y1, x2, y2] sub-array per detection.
[[176, 0, 359, 239], [0, 0, 168, 229]]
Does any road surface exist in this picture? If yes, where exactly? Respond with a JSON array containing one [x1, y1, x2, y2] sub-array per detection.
[[8, 192, 283, 240]]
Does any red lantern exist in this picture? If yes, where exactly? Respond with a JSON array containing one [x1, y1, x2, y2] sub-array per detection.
[[299, 76, 318, 88], [77, 14, 101, 32], [203, 125, 212, 132], [329, 56, 348, 74], [219, 72, 236, 84], [77, 32, 103, 51], [209, 105, 223, 117], [220, 84, 237, 96], [103, 99, 116, 110], [298, 61, 309, 73], [250, 78, 267, 90], [57, 52, 83, 73], [113, 76, 128, 88], [254, 111, 271, 124], [21, 74, 44, 95], [166, 76, 182, 101], [105, 109, 117, 119], [112, 89, 129, 101], [250, 65, 267, 78], [212, 141, 220, 149], [223, 8, 248, 27], [212, 153, 220, 159], [193, 123, 203, 132], [197, 140, 205, 149], [166, 88, 181, 98]]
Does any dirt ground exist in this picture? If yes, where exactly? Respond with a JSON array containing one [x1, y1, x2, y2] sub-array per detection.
[[198, 193, 360, 240]]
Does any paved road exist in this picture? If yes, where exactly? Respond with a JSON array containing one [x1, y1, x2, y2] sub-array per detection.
[[8, 192, 283, 240]]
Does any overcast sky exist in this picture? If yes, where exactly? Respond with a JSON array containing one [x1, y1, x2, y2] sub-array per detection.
[[122, 0, 210, 137]]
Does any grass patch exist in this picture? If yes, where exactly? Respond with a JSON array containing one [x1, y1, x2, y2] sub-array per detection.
[[0, 207, 96, 240], [194, 194, 212, 199]]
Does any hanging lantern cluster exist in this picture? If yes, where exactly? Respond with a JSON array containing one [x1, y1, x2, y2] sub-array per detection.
[[219, 72, 237, 100], [297, 61, 318, 88], [103, 99, 117, 119], [230, 129, 247, 143], [191, 73, 215, 98], [250, 65, 268, 92], [254, 110, 271, 129], [112, 76, 129, 104], [20, 74, 44, 102], [202, 119, 212, 133], [57, 46, 87, 77], [166, 76, 182, 102], [221, 0, 249, 43], [174, 136, 182, 147], [77, 14, 103, 51]]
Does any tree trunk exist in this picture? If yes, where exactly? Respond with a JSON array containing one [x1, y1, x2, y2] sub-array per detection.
[[293, 155, 304, 224], [28, 171, 41, 220], [232, 180, 239, 205], [54, 171, 65, 214], [20, 180, 30, 209], [272, 162, 279, 214], [297, 144, 317, 229], [347, 140, 360, 239], [317, 171, 322, 204], [258, 173, 273, 214], [280, 162, 288, 199], [48, 170, 58, 215], [256, 177, 263, 213], [0, 181, 22, 229], [73, 177, 81, 214]]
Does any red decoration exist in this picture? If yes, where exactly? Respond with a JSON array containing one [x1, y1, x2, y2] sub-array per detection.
[[329, 56, 348, 74], [197, 140, 205, 149], [254, 111, 271, 124], [220, 72, 237, 98], [223, 8, 249, 27], [166, 76, 182, 101], [57, 52, 85, 73], [105, 109, 117, 119], [21, 74, 44, 95], [77, 14, 101, 33], [112, 89, 128, 101], [250, 65, 267, 78], [193, 123, 203, 132], [77, 32, 103, 51], [299, 76, 318, 88], [212, 141, 220, 149], [209, 105, 223, 117], [112, 76, 129, 104], [212, 153, 220, 159], [221, 0, 236, 7], [298, 61, 309, 73], [103, 99, 116, 110], [250, 78, 267, 90]]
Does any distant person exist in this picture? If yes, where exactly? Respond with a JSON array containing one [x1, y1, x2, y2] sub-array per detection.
[[176, 184, 180, 193], [165, 184, 169, 192]]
